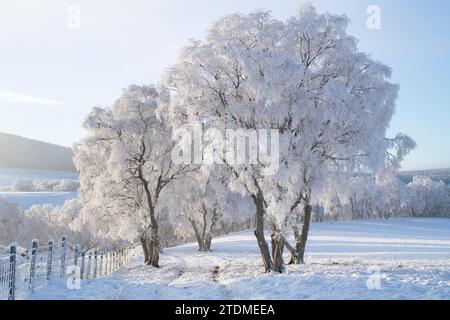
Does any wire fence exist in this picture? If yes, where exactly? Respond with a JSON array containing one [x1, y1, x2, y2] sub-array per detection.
[[0, 237, 141, 300]]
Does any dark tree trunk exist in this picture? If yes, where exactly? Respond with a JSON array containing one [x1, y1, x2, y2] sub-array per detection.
[[205, 209, 220, 251], [190, 219, 205, 251], [284, 239, 297, 265], [144, 220, 160, 267], [146, 206, 160, 267], [271, 232, 285, 273], [204, 233, 213, 251], [200, 205, 208, 250], [288, 225, 301, 265], [139, 235, 150, 264], [253, 194, 272, 272], [136, 161, 164, 268], [190, 207, 218, 252], [148, 238, 160, 267], [296, 203, 312, 264]]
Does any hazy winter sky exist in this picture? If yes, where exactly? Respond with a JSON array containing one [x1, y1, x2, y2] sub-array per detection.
[[0, 0, 449, 170]]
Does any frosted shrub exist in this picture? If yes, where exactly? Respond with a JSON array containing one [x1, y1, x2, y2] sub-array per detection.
[[11, 179, 34, 192]]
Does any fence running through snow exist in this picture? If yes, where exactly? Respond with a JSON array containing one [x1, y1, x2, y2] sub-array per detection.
[[0, 236, 141, 300]]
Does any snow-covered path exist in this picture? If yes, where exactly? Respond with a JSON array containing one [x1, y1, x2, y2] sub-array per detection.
[[31, 218, 450, 300]]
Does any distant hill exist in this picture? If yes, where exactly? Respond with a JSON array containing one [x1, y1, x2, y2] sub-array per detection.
[[398, 168, 450, 186], [0, 132, 76, 172]]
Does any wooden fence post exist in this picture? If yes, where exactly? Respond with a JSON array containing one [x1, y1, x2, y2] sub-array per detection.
[[46, 240, 53, 280], [29, 239, 38, 292], [8, 244, 17, 300], [80, 251, 85, 279], [60, 236, 67, 277]]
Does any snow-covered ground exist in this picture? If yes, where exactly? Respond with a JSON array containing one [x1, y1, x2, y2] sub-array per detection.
[[0, 168, 78, 209], [31, 218, 450, 300], [0, 168, 78, 188], [0, 191, 77, 209]]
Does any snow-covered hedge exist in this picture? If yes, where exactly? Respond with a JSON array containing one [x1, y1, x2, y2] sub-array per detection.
[[0, 197, 98, 250], [315, 175, 450, 221], [0, 197, 22, 245], [10, 179, 34, 192], [404, 176, 450, 217]]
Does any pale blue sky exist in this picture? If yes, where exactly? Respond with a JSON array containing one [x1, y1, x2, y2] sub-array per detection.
[[0, 0, 449, 170]]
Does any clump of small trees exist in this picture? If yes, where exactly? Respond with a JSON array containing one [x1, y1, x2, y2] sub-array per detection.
[[0, 198, 97, 251], [319, 174, 450, 221]]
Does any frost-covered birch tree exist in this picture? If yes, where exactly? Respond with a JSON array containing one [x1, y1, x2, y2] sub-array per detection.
[[168, 166, 253, 251], [165, 6, 415, 272], [74, 85, 193, 267]]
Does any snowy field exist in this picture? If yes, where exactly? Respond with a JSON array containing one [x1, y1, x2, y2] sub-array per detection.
[[30, 218, 450, 300], [0, 191, 77, 209], [0, 168, 78, 187], [0, 168, 78, 209]]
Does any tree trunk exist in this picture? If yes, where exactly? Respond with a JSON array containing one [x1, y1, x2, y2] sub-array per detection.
[[200, 205, 208, 251], [139, 171, 161, 267], [288, 225, 301, 265], [148, 239, 159, 267], [284, 239, 297, 265], [204, 209, 220, 251], [350, 197, 356, 220], [147, 207, 160, 267], [139, 234, 150, 264], [271, 231, 285, 273], [190, 219, 205, 251], [190, 210, 217, 252], [204, 233, 213, 251], [253, 194, 272, 272], [296, 203, 312, 264]]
